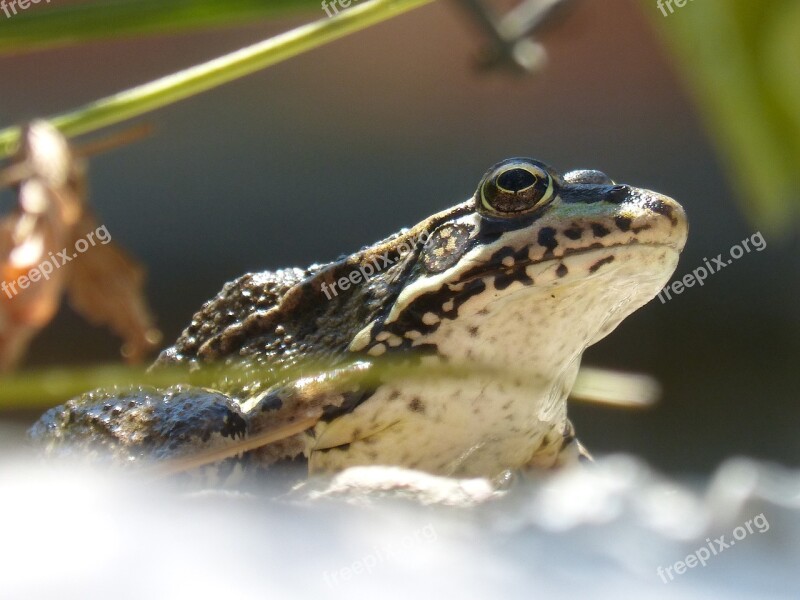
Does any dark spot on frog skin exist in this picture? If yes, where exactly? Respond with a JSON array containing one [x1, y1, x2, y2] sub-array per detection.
[[408, 397, 425, 413], [589, 255, 615, 273], [537, 227, 558, 252], [556, 264, 568, 278], [647, 198, 678, 225], [259, 394, 283, 412], [388, 279, 486, 337], [563, 226, 582, 240], [320, 390, 372, 422], [219, 410, 248, 439], [406, 343, 440, 356], [614, 216, 632, 232], [494, 266, 533, 290], [468, 326, 479, 337], [591, 223, 611, 238], [615, 217, 651, 235]]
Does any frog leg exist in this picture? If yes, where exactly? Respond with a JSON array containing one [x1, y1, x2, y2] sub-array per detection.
[[157, 361, 379, 475], [30, 361, 377, 476], [524, 419, 592, 470], [29, 385, 251, 467]]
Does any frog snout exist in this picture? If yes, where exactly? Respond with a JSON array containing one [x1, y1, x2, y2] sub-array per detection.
[[630, 188, 688, 250]]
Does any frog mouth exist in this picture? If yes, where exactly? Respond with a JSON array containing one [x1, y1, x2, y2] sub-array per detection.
[[452, 240, 680, 290]]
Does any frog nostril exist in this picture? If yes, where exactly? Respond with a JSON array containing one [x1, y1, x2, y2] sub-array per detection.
[[606, 185, 629, 204]]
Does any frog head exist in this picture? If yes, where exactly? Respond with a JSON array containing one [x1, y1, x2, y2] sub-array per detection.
[[349, 158, 687, 380]]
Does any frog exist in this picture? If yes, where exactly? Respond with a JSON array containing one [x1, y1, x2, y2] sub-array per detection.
[[30, 158, 687, 481]]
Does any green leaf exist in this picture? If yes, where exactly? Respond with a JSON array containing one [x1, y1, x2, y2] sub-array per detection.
[[0, 359, 656, 411], [0, 0, 437, 158], [645, 0, 800, 233], [0, 0, 323, 55]]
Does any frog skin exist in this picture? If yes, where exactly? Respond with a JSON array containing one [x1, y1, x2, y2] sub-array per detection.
[[30, 158, 688, 480]]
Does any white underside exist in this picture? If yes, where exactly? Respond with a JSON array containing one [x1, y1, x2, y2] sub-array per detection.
[[311, 245, 679, 477]]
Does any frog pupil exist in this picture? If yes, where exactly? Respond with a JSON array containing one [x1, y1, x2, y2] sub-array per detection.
[[497, 168, 536, 192]]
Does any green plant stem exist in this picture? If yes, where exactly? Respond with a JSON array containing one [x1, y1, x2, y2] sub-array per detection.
[[0, 0, 436, 159]]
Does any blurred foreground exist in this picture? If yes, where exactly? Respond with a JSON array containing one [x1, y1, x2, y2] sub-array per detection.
[[1, 443, 797, 599]]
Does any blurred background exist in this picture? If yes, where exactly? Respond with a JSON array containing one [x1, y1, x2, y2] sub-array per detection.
[[0, 0, 797, 473]]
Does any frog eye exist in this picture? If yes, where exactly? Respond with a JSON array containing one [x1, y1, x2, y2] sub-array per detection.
[[478, 159, 557, 216]]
